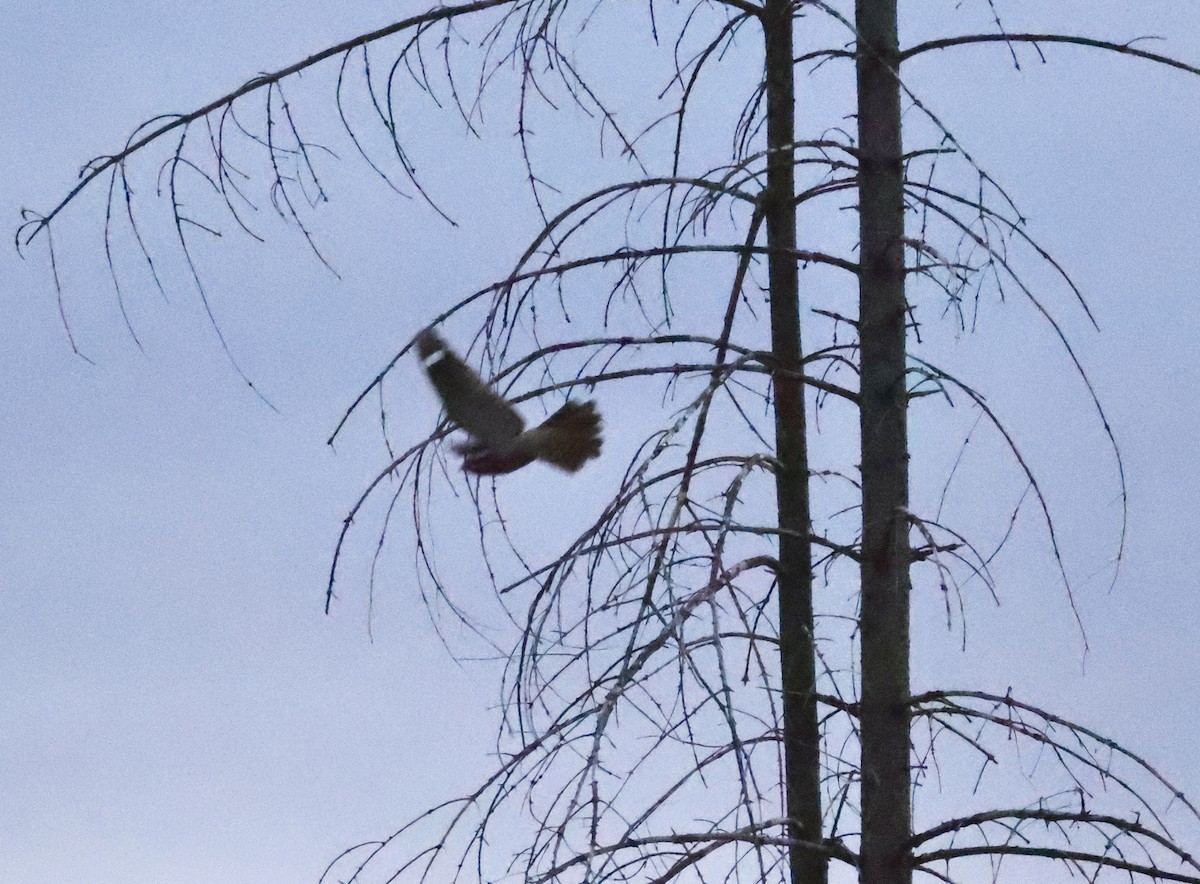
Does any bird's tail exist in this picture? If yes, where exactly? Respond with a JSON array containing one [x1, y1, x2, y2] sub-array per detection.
[[530, 401, 603, 472]]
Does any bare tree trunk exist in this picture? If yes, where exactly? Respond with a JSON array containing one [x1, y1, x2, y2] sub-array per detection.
[[763, 3, 825, 883], [855, 1, 912, 883]]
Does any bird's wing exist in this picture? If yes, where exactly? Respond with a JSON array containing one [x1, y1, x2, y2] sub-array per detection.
[[416, 330, 525, 446]]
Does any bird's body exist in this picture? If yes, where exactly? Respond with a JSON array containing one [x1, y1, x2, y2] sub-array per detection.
[[416, 330, 602, 475]]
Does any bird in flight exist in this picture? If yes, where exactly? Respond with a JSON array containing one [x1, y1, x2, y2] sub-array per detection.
[[416, 329, 602, 475]]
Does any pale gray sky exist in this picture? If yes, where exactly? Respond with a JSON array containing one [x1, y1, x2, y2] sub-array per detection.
[[3, 2, 1200, 883]]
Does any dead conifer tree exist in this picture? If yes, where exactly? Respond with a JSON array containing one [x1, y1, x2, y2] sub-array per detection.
[[19, 3, 1200, 883]]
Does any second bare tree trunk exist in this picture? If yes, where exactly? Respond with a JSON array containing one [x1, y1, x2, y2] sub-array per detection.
[[855, 1, 912, 883]]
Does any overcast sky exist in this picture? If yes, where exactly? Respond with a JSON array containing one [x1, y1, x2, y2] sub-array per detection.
[[3, 2, 1200, 883]]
